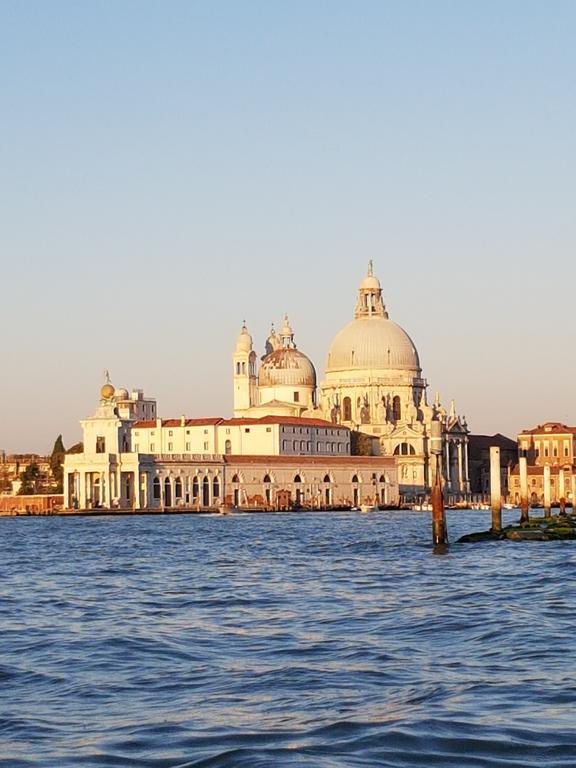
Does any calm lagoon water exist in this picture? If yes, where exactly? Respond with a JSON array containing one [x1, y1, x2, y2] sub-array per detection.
[[1, 510, 575, 767]]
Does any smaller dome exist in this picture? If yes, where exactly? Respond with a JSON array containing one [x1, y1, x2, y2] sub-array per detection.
[[115, 387, 129, 400], [259, 348, 316, 388], [235, 324, 253, 353], [101, 383, 115, 400], [360, 274, 381, 290]]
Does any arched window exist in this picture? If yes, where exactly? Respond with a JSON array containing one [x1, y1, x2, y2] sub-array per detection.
[[192, 476, 199, 501], [232, 474, 240, 483], [202, 476, 210, 506], [343, 397, 352, 421], [263, 474, 272, 505], [324, 474, 331, 483], [175, 477, 183, 499], [379, 475, 386, 483], [394, 443, 415, 456], [225, 439, 232, 455], [213, 476, 220, 500], [294, 475, 302, 506], [153, 477, 161, 499], [393, 396, 401, 421], [351, 474, 360, 507], [164, 477, 172, 507], [236, 362, 241, 375]]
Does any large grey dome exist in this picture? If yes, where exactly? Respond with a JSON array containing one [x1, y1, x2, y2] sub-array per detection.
[[326, 317, 420, 374]]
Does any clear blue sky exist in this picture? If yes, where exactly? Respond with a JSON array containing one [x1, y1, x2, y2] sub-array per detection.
[[1, 1, 575, 453]]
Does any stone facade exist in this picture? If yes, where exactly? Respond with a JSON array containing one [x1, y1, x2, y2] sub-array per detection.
[[63, 384, 398, 510], [509, 422, 576, 504], [233, 262, 470, 500]]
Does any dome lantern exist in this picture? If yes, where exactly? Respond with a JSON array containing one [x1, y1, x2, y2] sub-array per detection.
[[355, 260, 389, 320]]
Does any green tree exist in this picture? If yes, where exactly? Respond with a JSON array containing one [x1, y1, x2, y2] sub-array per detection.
[[18, 462, 41, 495], [0, 467, 11, 493], [350, 430, 375, 456], [50, 434, 66, 492]]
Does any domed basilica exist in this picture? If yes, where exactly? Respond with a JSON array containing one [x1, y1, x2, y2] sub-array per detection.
[[234, 262, 470, 498]]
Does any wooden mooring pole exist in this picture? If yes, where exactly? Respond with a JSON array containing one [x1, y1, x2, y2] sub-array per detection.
[[519, 456, 529, 524], [543, 464, 551, 518], [490, 446, 502, 533], [432, 469, 448, 546], [430, 419, 448, 547], [559, 469, 566, 516]]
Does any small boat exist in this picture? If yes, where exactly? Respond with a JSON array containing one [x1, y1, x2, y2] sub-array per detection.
[[360, 504, 378, 513]]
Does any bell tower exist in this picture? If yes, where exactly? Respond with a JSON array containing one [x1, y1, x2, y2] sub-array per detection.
[[233, 322, 257, 415]]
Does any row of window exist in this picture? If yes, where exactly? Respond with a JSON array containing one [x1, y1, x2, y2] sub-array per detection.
[[230, 473, 388, 484], [281, 440, 346, 453], [152, 475, 220, 502]]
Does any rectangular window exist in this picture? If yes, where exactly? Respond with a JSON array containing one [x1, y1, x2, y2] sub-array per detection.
[[293, 392, 300, 402], [226, 428, 230, 434], [185, 442, 191, 451], [204, 429, 208, 435], [186, 430, 190, 435], [134, 444, 139, 452], [150, 443, 155, 452], [134, 431, 139, 437], [266, 427, 271, 433], [245, 428, 250, 433], [168, 430, 173, 437], [168, 442, 173, 451], [203, 441, 209, 450], [96, 436, 106, 453]]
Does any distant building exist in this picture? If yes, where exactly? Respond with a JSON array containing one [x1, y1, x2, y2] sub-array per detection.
[[0, 452, 53, 494], [467, 434, 518, 497], [509, 422, 576, 504]]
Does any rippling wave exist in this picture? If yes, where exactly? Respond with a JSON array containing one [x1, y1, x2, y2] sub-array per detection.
[[1, 511, 576, 767]]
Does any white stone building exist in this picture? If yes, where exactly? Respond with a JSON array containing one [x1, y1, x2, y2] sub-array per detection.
[[63, 383, 397, 511], [63, 262, 467, 509], [233, 263, 470, 500]]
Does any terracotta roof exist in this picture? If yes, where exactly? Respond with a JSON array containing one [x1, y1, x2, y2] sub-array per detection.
[[133, 418, 224, 429], [520, 423, 576, 436], [509, 463, 574, 475], [132, 415, 345, 430], [222, 415, 345, 429]]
